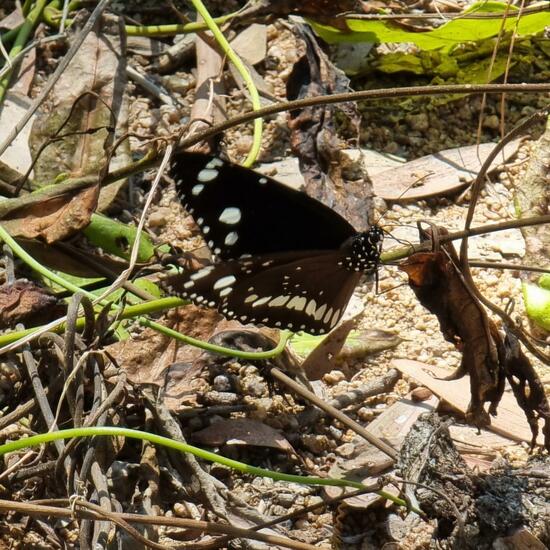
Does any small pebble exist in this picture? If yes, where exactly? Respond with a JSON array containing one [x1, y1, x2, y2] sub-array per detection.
[[245, 380, 267, 397], [358, 407, 376, 421], [276, 493, 296, 507], [302, 434, 330, 454], [336, 442, 355, 458], [323, 370, 346, 385], [202, 391, 239, 405], [411, 387, 433, 401], [212, 375, 232, 392], [148, 207, 171, 228]]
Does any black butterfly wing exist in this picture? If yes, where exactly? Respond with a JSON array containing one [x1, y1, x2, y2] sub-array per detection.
[[170, 153, 356, 260], [161, 252, 362, 334]]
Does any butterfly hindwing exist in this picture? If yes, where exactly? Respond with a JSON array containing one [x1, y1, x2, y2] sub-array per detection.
[[162, 251, 362, 334], [170, 153, 356, 260]]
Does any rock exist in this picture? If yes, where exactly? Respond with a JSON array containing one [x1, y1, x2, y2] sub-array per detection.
[[336, 442, 355, 458], [212, 375, 232, 392], [148, 207, 171, 228]]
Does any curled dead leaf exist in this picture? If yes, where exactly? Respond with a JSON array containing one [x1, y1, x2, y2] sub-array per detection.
[[0, 280, 64, 329]]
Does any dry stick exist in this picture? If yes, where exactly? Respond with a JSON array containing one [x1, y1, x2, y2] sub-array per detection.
[[0, 0, 111, 157], [0, 376, 63, 431], [384, 214, 550, 262], [459, 108, 550, 364], [342, 4, 547, 19], [271, 367, 398, 461], [499, 0, 527, 137], [54, 243, 154, 301], [469, 261, 550, 274], [178, 82, 550, 152], [475, 0, 513, 146], [0, 83, 547, 216], [0, 499, 327, 550], [78, 499, 165, 550]]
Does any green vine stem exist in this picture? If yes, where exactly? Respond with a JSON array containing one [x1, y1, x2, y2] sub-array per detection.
[[189, 0, 263, 166], [39, 1, 240, 38], [0, 426, 415, 511]]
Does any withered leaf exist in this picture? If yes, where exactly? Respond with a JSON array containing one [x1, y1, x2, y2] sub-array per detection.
[[107, 306, 221, 411], [1, 184, 99, 243], [287, 25, 373, 231], [192, 418, 295, 455], [502, 328, 550, 449], [0, 280, 64, 329], [400, 248, 504, 428]]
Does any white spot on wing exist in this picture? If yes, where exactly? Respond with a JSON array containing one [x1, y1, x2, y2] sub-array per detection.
[[213, 275, 236, 290], [191, 266, 214, 280], [323, 307, 334, 324], [305, 299, 317, 317], [245, 294, 259, 303], [330, 309, 341, 328], [197, 168, 218, 182], [184, 281, 194, 288], [225, 231, 238, 246], [314, 304, 327, 321], [192, 184, 204, 196], [252, 296, 271, 307], [259, 177, 267, 185], [269, 295, 290, 307], [206, 158, 224, 169], [219, 207, 241, 225], [287, 296, 306, 311]]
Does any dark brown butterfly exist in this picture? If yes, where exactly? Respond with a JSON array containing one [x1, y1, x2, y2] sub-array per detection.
[[161, 153, 383, 334]]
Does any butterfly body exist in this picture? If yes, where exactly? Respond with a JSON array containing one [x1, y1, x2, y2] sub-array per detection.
[[162, 153, 383, 334]]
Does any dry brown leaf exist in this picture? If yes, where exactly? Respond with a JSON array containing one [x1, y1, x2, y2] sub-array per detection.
[[0, 280, 64, 329], [287, 24, 373, 231], [29, 14, 127, 183], [400, 249, 503, 427], [303, 318, 359, 381], [108, 306, 221, 410], [1, 184, 99, 242], [371, 141, 521, 201], [393, 360, 546, 446], [192, 418, 296, 455]]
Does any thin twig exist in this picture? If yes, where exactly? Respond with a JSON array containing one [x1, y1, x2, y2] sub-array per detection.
[[271, 367, 398, 461], [342, 4, 547, 19], [0, 499, 328, 550], [178, 83, 550, 153], [458, 108, 550, 363]]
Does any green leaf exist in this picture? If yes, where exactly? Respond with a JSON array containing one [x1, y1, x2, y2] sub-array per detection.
[[288, 332, 326, 358], [310, 3, 550, 53], [538, 273, 550, 291], [523, 282, 550, 331], [83, 213, 155, 262], [288, 328, 401, 359]]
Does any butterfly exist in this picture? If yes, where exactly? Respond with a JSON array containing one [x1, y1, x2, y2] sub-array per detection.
[[161, 153, 383, 335]]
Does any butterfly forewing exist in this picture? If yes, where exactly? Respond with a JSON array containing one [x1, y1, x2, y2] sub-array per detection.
[[162, 251, 362, 334], [170, 153, 356, 260]]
